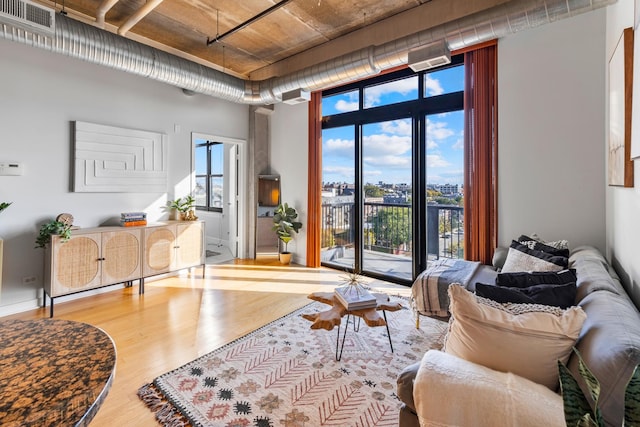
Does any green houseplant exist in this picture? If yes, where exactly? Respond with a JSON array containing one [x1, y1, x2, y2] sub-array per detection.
[[0, 202, 11, 215], [169, 195, 197, 220], [272, 202, 302, 264], [558, 347, 640, 426], [35, 220, 72, 249]]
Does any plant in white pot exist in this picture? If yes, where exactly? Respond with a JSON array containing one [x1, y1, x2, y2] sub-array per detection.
[[272, 202, 302, 265]]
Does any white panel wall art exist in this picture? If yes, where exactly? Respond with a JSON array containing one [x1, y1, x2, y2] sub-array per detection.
[[74, 121, 168, 192]]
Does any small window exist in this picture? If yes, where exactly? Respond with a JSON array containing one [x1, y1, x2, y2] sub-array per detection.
[[424, 65, 464, 97], [195, 140, 224, 212], [364, 75, 418, 109], [322, 90, 359, 115]]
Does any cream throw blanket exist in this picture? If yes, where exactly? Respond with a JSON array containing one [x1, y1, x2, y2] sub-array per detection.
[[414, 350, 565, 427]]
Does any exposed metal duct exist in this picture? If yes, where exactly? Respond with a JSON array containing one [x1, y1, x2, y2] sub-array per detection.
[[0, 0, 614, 105], [261, 0, 615, 102]]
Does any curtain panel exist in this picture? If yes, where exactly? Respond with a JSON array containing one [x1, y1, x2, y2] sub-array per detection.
[[463, 42, 498, 265], [306, 92, 322, 267]]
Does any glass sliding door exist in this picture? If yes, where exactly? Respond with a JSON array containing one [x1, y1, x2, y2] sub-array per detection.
[[319, 59, 465, 285], [320, 125, 356, 271], [362, 119, 413, 281], [425, 110, 464, 262]]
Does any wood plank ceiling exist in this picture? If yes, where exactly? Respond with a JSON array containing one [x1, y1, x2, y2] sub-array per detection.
[[37, 0, 507, 80]]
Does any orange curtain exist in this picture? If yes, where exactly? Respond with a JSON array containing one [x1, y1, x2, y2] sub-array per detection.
[[463, 42, 498, 265], [306, 92, 322, 267]]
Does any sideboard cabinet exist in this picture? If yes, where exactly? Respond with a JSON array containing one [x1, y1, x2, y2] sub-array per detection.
[[143, 222, 204, 277], [44, 221, 204, 316]]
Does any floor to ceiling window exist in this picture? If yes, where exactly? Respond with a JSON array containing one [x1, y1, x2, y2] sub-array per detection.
[[320, 57, 464, 285]]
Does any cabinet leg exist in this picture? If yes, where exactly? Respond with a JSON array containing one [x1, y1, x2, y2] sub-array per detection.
[[139, 278, 145, 295], [50, 298, 54, 318]]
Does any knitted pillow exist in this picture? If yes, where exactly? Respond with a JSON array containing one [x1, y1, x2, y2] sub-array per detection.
[[444, 284, 586, 389]]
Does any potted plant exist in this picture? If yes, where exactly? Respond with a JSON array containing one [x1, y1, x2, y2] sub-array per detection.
[[169, 196, 197, 221], [35, 219, 72, 249], [272, 202, 302, 264]]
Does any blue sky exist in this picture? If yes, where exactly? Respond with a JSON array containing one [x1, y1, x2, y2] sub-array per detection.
[[322, 65, 464, 186]]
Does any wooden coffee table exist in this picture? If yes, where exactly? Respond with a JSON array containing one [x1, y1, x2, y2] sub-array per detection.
[[303, 291, 403, 360]]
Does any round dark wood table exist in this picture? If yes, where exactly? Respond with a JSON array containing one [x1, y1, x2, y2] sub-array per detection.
[[0, 319, 116, 426]]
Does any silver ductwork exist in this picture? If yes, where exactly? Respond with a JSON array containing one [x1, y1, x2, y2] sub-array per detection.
[[0, 0, 614, 105]]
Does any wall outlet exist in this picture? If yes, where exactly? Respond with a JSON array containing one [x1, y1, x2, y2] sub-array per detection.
[[22, 276, 37, 285]]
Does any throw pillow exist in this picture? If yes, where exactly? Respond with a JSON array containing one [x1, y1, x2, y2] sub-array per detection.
[[525, 233, 570, 250], [496, 269, 577, 288], [443, 284, 586, 389], [501, 241, 568, 273], [475, 282, 577, 309], [517, 235, 570, 258]]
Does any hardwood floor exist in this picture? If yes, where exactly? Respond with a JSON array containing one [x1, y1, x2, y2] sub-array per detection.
[[4, 258, 410, 426]]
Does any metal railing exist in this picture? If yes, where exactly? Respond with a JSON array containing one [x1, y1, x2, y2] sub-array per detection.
[[321, 201, 464, 268]]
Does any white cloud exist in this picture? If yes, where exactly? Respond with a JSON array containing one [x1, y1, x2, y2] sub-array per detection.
[[424, 75, 445, 97], [452, 137, 464, 150], [363, 134, 411, 157], [427, 154, 451, 168], [427, 119, 454, 140], [380, 119, 412, 136], [365, 155, 411, 168], [364, 77, 418, 107], [324, 138, 354, 157], [335, 99, 358, 112]]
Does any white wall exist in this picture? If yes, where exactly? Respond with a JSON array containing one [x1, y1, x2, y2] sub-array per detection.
[[498, 9, 606, 251], [270, 103, 309, 264], [0, 39, 249, 314], [606, 0, 640, 306]]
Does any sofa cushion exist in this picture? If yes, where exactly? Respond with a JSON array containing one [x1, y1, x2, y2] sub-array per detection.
[[475, 282, 576, 309], [501, 241, 568, 273], [517, 235, 570, 258], [570, 246, 626, 302], [496, 269, 577, 288], [522, 233, 570, 250], [396, 362, 420, 414], [444, 284, 586, 389], [571, 290, 640, 426]]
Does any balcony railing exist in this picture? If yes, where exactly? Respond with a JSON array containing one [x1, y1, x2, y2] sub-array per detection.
[[321, 201, 464, 280]]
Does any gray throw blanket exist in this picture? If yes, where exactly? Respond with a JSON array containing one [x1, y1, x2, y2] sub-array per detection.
[[412, 258, 481, 318]]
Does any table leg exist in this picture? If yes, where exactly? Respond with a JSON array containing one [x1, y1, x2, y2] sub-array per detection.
[[382, 310, 393, 353], [335, 313, 351, 361]]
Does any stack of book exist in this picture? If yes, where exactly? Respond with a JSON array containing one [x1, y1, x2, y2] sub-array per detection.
[[334, 285, 377, 310], [120, 212, 147, 227]]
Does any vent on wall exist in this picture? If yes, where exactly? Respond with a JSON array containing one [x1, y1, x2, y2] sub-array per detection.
[[0, 0, 55, 35]]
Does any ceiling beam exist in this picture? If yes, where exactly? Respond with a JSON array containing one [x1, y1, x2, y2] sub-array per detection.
[[118, 0, 165, 36]]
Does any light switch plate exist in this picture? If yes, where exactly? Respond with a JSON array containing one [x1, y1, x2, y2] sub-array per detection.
[[0, 162, 24, 176]]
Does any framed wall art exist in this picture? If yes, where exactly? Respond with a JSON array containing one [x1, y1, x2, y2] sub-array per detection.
[[73, 121, 168, 193], [608, 27, 634, 187]]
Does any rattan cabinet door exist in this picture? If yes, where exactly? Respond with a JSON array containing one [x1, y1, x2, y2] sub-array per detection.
[[48, 233, 102, 297], [175, 222, 204, 269], [143, 225, 177, 276], [102, 229, 142, 284]]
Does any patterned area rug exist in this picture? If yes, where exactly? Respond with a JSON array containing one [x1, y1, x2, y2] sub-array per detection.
[[138, 296, 448, 427]]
